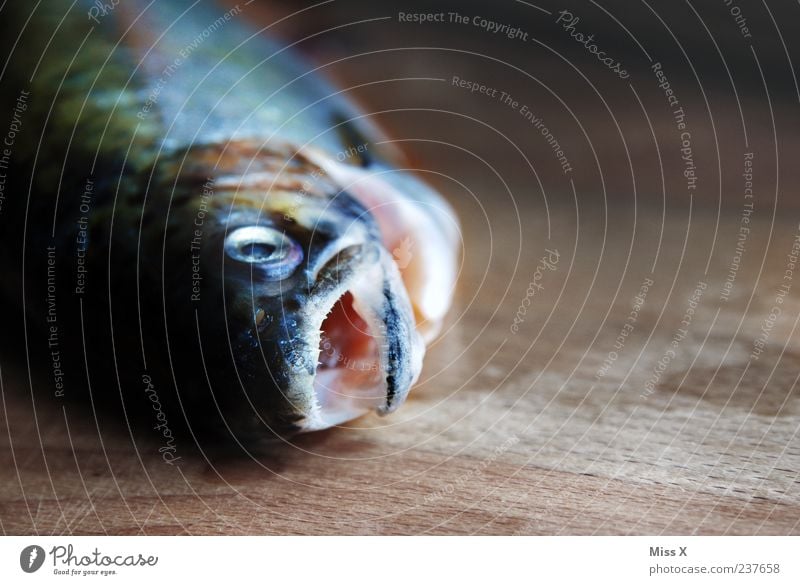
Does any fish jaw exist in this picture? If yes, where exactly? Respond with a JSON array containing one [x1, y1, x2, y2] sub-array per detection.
[[302, 147, 461, 343], [290, 244, 424, 432]]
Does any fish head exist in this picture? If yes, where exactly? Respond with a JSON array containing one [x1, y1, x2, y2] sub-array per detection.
[[207, 146, 424, 434]]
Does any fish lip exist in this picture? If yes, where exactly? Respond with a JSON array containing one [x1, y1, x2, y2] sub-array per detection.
[[296, 245, 423, 431]]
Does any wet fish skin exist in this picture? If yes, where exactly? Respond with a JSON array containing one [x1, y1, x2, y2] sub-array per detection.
[[0, 0, 456, 438]]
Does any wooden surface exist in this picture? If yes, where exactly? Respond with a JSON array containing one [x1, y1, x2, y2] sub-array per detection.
[[2, 199, 799, 535], [2, 0, 800, 535]]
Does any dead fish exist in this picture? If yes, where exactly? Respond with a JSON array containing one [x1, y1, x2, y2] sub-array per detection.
[[0, 1, 459, 436]]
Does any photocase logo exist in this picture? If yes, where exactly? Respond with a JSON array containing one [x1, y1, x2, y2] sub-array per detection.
[[19, 545, 46, 573], [392, 236, 414, 270]]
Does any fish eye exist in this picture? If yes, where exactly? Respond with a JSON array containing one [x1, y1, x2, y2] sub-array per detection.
[[224, 225, 303, 280]]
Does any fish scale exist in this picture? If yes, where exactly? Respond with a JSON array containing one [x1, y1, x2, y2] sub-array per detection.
[[0, 0, 458, 439]]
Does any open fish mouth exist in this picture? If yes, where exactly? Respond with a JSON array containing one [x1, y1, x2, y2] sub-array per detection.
[[298, 243, 423, 431]]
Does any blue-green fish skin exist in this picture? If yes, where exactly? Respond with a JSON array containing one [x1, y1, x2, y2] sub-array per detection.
[[0, 0, 457, 437]]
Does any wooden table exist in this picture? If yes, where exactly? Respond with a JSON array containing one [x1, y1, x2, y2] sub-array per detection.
[[2, 0, 800, 535], [2, 194, 798, 534]]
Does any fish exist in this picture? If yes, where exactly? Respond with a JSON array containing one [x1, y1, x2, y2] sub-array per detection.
[[0, 0, 459, 438]]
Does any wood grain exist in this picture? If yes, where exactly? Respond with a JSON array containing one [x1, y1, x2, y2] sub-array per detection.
[[2, 201, 799, 535], [2, 0, 800, 535]]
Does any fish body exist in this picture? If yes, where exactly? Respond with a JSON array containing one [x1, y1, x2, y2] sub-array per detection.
[[0, 1, 458, 436]]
